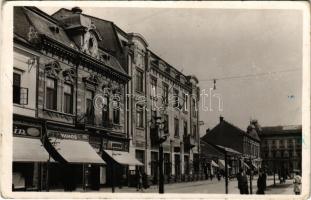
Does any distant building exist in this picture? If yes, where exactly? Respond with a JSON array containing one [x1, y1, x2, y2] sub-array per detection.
[[201, 117, 261, 175], [259, 125, 302, 175]]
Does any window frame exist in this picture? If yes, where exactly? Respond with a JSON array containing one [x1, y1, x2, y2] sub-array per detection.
[[136, 104, 144, 128], [45, 77, 58, 110], [136, 69, 144, 93], [174, 117, 179, 138], [63, 83, 73, 114]]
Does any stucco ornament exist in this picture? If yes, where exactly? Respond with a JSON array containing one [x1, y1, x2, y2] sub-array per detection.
[[81, 27, 99, 58]]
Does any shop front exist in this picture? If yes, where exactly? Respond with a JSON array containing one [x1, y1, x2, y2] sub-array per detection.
[[45, 130, 106, 191], [102, 140, 144, 187], [12, 121, 50, 191]]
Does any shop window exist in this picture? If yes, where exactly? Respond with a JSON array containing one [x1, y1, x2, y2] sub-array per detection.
[[136, 105, 144, 128], [136, 69, 143, 93], [46, 77, 57, 110], [63, 84, 73, 114]]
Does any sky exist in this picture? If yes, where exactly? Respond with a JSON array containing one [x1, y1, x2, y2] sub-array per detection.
[[40, 6, 303, 135]]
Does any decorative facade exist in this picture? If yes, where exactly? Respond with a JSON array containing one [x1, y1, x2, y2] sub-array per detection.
[[12, 6, 201, 191]]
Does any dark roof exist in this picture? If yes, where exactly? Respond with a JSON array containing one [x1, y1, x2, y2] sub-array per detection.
[[200, 140, 224, 159], [14, 7, 77, 49], [15, 7, 127, 77], [261, 125, 302, 136], [52, 8, 122, 54], [202, 119, 260, 142]]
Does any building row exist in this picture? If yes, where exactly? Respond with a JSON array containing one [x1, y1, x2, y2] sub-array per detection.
[[12, 6, 200, 191], [200, 117, 302, 179]]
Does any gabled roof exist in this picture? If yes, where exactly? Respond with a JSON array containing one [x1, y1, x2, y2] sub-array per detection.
[[202, 119, 260, 142], [200, 140, 224, 159]]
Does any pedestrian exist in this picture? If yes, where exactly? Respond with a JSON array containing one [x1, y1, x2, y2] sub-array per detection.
[[142, 172, 149, 189], [237, 168, 249, 194], [256, 169, 265, 194], [293, 171, 301, 195], [217, 171, 221, 181], [262, 169, 267, 191], [136, 169, 143, 192]]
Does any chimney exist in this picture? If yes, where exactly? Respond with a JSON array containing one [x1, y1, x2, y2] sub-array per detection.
[[220, 116, 224, 122], [72, 7, 82, 14]]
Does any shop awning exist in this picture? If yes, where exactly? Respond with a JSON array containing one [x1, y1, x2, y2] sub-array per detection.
[[51, 138, 105, 164], [218, 159, 231, 169], [211, 160, 219, 167], [104, 150, 143, 166], [13, 137, 53, 162]]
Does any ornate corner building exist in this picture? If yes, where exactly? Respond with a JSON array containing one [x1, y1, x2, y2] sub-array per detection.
[[12, 6, 201, 191]]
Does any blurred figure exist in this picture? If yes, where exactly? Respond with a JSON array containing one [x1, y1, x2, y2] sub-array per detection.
[[293, 171, 301, 195], [237, 168, 249, 194], [256, 169, 265, 194], [136, 169, 143, 192]]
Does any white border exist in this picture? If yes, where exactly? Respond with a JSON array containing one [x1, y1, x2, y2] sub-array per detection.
[[1, 1, 310, 199]]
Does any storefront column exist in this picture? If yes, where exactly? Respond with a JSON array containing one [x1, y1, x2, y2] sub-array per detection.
[[181, 142, 185, 175], [146, 149, 152, 176]]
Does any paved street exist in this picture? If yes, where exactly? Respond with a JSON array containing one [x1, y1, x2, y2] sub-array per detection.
[[95, 176, 295, 195]]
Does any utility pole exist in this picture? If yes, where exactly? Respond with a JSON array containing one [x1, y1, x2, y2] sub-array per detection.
[[224, 152, 228, 194]]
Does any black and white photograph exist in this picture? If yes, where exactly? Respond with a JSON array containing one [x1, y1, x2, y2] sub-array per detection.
[[0, 1, 310, 199]]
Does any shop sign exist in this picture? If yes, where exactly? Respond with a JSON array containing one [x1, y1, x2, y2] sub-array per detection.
[[47, 131, 89, 141], [13, 124, 41, 138]]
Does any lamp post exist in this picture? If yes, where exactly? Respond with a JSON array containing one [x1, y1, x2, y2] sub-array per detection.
[[155, 116, 168, 194]]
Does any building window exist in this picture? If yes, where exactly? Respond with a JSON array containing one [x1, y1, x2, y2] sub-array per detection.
[[46, 77, 57, 110], [135, 150, 145, 166], [136, 69, 143, 93], [102, 95, 110, 126], [113, 99, 120, 124], [174, 118, 179, 137], [163, 114, 169, 134], [192, 98, 197, 117], [136, 105, 144, 128], [151, 78, 157, 98], [63, 84, 73, 114], [182, 93, 188, 111], [162, 83, 169, 105], [173, 89, 179, 108], [86, 90, 94, 124], [192, 124, 197, 138], [184, 120, 188, 137], [13, 73, 21, 104]]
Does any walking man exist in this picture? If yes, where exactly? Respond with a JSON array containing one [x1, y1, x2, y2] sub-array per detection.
[[256, 169, 265, 194], [293, 171, 301, 195], [237, 168, 249, 194], [136, 169, 143, 192]]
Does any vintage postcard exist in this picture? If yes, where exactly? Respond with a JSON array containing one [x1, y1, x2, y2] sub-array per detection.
[[0, 1, 310, 199]]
